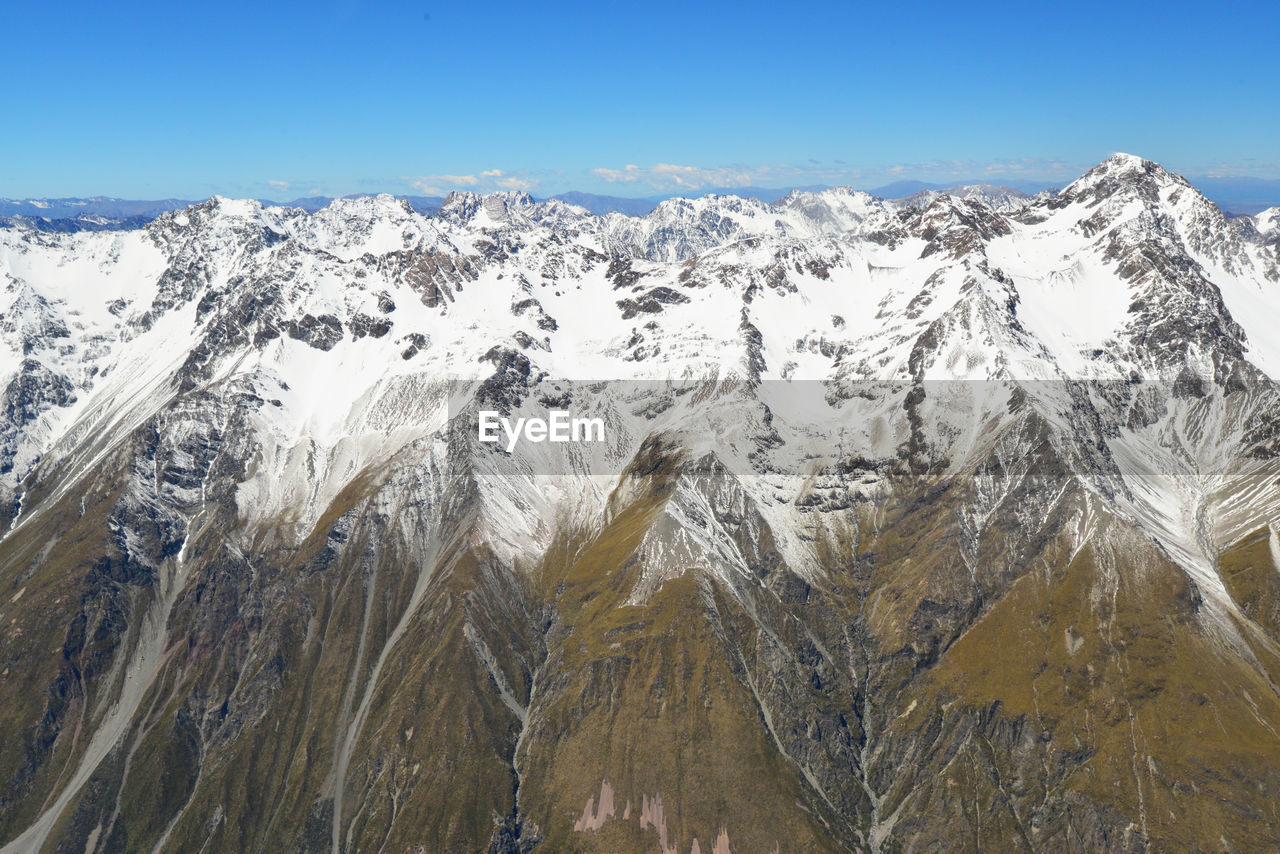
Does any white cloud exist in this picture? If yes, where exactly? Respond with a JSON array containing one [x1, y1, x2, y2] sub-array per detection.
[[588, 161, 855, 192], [407, 169, 538, 195], [1200, 161, 1280, 178], [267, 179, 290, 191], [495, 175, 537, 192], [590, 163, 766, 190], [408, 173, 480, 194], [586, 157, 1095, 195], [875, 157, 1083, 184], [589, 164, 643, 183]]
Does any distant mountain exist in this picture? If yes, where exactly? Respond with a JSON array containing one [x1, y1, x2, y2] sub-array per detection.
[[549, 191, 662, 216], [699, 184, 834, 202], [4, 172, 1277, 230], [0, 194, 446, 228], [557, 177, 1280, 217], [559, 182, 1053, 217], [276, 194, 445, 215], [868, 178, 1058, 198], [549, 186, 828, 215], [885, 183, 1058, 213], [0, 196, 197, 219], [0, 213, 159, 233], [865, 178, 942, 197]]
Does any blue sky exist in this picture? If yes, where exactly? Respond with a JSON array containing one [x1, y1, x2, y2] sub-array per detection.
[[3, 0, 1278, 200]]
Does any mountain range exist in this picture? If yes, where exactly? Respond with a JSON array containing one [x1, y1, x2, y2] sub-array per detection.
[[5, 172, 1278, 230], [2, 155, 1280, 852]]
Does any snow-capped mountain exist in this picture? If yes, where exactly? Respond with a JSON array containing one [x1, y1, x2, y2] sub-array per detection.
[[885, 182, 1056, 212], [2, 154, 1280, 853], [1256, 205, 1280, 234]]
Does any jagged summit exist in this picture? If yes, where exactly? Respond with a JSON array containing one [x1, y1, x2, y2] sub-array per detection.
[[434, 188, 590, 231], [888, 183, 1055, 214], [5, 152, 1278, 552], [198, 194, 269, 217], [1089, 151, 1165, 177], [1059, 151, 1192, 201], [777, 184, 867, 202], [1104, 150, 1149, 167], [1256, 206, 1280, 234], [318, 192, 413, 213], [440, 188, 537, 209]]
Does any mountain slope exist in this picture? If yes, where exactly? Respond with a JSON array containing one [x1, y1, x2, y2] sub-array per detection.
[[2, 155, 1280, 853]]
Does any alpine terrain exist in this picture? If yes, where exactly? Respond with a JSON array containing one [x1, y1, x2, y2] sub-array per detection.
[[4, 154, 1280, 853]]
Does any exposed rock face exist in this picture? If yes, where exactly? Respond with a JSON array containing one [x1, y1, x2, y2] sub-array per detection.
[[3, 156, 1280, 853]]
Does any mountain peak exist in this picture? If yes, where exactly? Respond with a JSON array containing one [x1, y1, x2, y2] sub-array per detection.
[[201, 194, 267, 218], [1255, 206, 1279, 234], [1064, 152, 1186, 198], [1046, 155, 1221, 229], [436, 189, 539, 224], [441, 189, 535, 205], [316, 193, 413, 218], [1105, 151, 1148, 168], [887, 183, 1048, 214]]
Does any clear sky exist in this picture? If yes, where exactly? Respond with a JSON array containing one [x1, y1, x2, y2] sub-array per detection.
[[3, 0, 1278, 200]]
